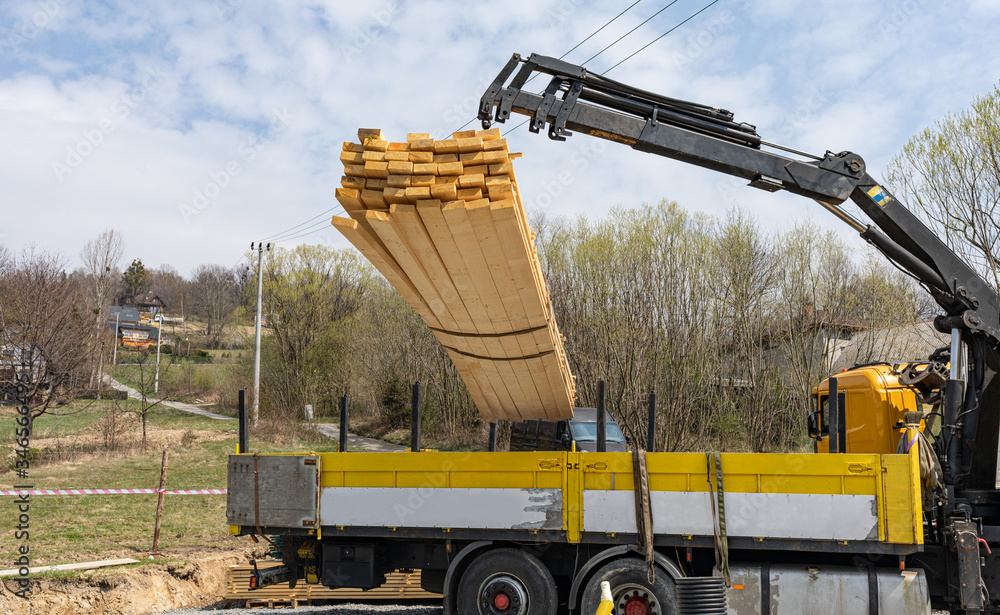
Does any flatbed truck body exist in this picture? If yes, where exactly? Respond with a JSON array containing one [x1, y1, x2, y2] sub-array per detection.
[[227, 448, 931, 614]]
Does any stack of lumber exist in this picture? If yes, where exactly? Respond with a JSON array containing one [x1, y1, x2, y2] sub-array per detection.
[[332, 128, 575, 421], [226, 562, 439, 602]]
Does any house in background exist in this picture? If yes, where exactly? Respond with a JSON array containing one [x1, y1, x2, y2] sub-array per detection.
[[106, 306, 160, 349], [134, 291, 167, 315]]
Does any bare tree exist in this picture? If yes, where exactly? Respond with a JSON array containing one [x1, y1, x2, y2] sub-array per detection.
[[80, 228, 125, 317], [0, 248, 96, 426], [191, 264, 238, 348], [887, 83, 1000, 293]]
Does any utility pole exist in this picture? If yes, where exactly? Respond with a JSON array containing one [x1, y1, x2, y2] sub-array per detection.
[[251, 242, 271, 428], [153, 313, 163, 395], [112, 311, 120, 366]]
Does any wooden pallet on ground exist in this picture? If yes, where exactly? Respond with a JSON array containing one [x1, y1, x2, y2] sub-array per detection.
[[226, 562, 440, 603], [333, 128, 576, 422]]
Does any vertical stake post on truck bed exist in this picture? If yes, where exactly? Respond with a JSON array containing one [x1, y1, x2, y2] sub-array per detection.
[[411, 381, 422, 452], [597, 380, 607, 453], [238, 387, 249, 454], [340, 394, 349, 453], [489, 422, 497, 452]]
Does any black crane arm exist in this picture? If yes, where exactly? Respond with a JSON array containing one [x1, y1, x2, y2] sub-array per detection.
[[479, 53, 1000, 489]]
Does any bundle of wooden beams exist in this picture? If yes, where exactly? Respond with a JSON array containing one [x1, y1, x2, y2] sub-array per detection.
[[332, 128, 575, 422]]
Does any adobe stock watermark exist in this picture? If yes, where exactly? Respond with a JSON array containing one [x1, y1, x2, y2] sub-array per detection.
[[878, 0, 929, 40], [340, 1, 400, 62], [178, 107, 294, 223], [523, 140, 608, 210], [672, 7, 737, 68], [214, 0, 242, 20], [51, 64, 170, 183], [1, 0, 70, 54]]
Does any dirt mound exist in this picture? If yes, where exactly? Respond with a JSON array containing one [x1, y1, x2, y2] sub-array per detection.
[[0, 547, 260, 615]]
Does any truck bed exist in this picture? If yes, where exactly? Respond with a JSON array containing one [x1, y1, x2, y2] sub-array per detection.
[[228, 449, 922, 555]]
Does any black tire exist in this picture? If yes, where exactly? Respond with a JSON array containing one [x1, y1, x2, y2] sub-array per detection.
[[580, 558, 678, 615], [457, 547, 558, 615]]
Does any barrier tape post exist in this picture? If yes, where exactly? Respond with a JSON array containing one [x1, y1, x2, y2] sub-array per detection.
[[151, 450, 169, 553]]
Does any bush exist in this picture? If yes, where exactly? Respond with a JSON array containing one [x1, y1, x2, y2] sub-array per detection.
[[161, 344, 173, 355]]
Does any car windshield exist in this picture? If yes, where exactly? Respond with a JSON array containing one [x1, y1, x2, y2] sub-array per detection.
[[571, 422, 626, 443]]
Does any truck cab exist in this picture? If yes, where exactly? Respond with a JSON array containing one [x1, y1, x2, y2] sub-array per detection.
[[806, 363, 934, 454], [509, 407, 628, 452]]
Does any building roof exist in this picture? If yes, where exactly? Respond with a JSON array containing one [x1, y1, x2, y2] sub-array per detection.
[[107, 321, 160, 340], [134, 291, 166, 309], [106, 306, 141, 323]]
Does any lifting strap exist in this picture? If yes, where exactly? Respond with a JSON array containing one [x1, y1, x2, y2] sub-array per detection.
[[632, 447, 655, 583], [707, 452, 731, 586]]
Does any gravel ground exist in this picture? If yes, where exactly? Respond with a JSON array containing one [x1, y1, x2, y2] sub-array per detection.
[[163, 605, 442, 615]]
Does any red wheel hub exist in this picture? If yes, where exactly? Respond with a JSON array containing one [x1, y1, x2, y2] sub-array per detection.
[[493, 592, 510, 611], [624, 595, 652, 615]]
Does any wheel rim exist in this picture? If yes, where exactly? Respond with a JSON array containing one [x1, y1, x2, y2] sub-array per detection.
[[479, 573, 529, 615], [613, 583, 660, 615]]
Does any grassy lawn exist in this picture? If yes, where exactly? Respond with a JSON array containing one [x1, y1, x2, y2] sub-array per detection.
[[0, 399, 336, 567]]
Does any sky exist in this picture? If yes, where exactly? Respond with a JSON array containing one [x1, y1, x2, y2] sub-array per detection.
[[1, 0, 999, 278]]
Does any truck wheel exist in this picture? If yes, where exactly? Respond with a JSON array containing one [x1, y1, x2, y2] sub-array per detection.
[[580, 558, 678, 615], [457, 548, 558, 615]]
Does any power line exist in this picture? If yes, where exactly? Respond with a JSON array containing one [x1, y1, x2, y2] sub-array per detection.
[[274, 217, 339, 243], [502, 0, 722, 137], [580, 1, 681, 67], [453, 1, 644, 135], [260, 205, 342, 242], [604, 0, 722, 73]]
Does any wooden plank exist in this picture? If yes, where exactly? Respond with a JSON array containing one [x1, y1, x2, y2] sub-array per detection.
[[331, 215, 440, 329], [435, 176, 461, 185], [358, 128, 384, 141], [418, 202, 509, 419], [387, 141, 409, 151], [408, 151, 434, 163], [362, 150, 385, 162], [465, 198, 546, 416], [442, 200, 528, 419], [456, 187, 483, 200], [388, 160, 413, 175], [410, 138, 435, 151], [361, 189, 387, 209], [483, 138, 508, 151], [384, 187, 410, 204], [344, 164, 366, 177], [391, 204, 496, 421], [452, 129, 478, 139], [364, 160, 389, 178], [438, 161, 464, 176], [413, 162, 437, 175], [410, 175, 435, 187], [362, 138, 389, 152], [488, 182, 515, 202], [384, 150, 410, 162], [434, 153, 459, 163], [365, 178, 387, 190], [0, 558, 139, 577], [456, 136, 484, 152], [366, 210, 458, 332], [434, 139, 460, 154], [343, 141, 364, 152], [461, 150, 510, 165], [488, 162, 514, 176], [387, 175, 412, 188], [463, 164, 489, 176], [429, 183, 458, 201], [407, 132, 431, 142], [341, 176, 366, 190], [404, 186, 431, 203], [339, 150, 364, 164], [477, 127, 502, 141], [458, 174, 486, 189]]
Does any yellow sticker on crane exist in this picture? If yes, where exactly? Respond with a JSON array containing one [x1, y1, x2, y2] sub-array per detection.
[[867, 185, 893, 207]]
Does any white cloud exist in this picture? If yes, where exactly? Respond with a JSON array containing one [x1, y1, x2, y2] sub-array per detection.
[[0, 0, 998, 279]]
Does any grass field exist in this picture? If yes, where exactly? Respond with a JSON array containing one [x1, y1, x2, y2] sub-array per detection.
[[0, 398, 336, 567]]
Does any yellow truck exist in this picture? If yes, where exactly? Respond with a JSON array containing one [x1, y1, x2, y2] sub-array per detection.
[[228, 53, 1000, 613]]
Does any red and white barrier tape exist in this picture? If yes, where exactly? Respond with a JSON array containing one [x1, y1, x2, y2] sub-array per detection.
[[0, 488, 226, 496]]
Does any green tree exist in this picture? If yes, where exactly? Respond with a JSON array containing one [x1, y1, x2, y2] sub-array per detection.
[[120, 258, 148, 305], [887, 82, 1000, 292]]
